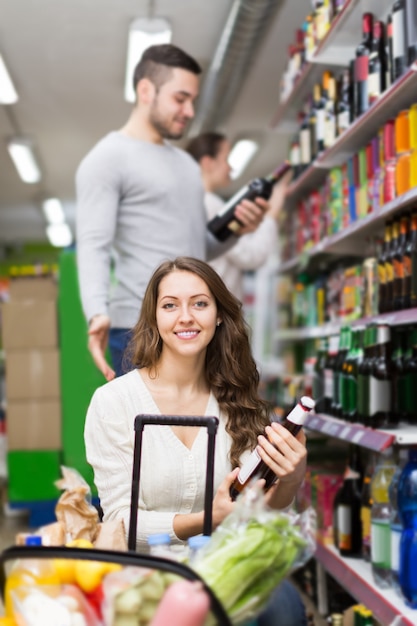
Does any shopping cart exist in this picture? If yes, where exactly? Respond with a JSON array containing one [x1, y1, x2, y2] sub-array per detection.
[[0, 414, 232, 624]]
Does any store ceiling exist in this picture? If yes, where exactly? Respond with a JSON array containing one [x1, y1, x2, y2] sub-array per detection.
[[0, 0, 309, 247]]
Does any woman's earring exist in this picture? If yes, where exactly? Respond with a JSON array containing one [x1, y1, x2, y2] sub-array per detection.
[[216, 321, 221, 326]]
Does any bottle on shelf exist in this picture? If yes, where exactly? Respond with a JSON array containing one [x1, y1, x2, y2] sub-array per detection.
[[313, 337, 328, 413], [357, 326, 374, 425], [334, 444, 363, 556], [207, 161, 291, 241], [392, 0, 408, 81], [387, 218, 400, 312], [370, 447, 396, 588], [389, 447, 409, 596], [393, 213, 409, 310], [343, 327, 363, 423], [368, 20, 387, 105], [405, 0, 417, 65], [397, 447, 417, 608], [387, 13, 394, 86], [229, 396, 315, 501], [324, 334, 339, 415], [369, 323, 397, 430], [403, 328, 417, 424], [354, 12, 373, 118], [324, 71, 337, 149], [378, 221, 392, 313], [314, 82, 326, 155], [402, 209, 417, 309], [336, 68, 352, 137], [332, 327, 348, 417], [391, 327, 407, 423], [361, 452, 377, 562], [299, 101, 313, 174]]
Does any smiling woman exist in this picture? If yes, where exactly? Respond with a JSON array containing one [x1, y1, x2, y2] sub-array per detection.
[[84, 255, 308, 624]]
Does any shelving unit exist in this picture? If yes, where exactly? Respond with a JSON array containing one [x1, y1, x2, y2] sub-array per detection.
[[315, 543, 416, 626]]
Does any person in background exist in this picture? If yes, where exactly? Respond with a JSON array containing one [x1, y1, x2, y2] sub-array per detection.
[[186, 132, 291, 301], [75, 45, 267, 381], [84, 256, 308, 626]]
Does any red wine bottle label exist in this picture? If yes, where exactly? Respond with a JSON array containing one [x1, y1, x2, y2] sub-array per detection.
[[237, 449, 262, 485]]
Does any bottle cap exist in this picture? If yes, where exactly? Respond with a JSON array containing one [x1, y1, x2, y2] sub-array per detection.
[[188, 535, 211, 550], [147, 533, 171, 546], [300, 396, 315, 411], [25, 535, 42, 546]]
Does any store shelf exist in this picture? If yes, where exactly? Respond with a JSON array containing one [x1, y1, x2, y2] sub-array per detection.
[[315, 543, 417, 626], [275, 308, 417, 341], [284, 63, 417, 200], [280, 187, 417, 274], [271, 0, 395, 134]]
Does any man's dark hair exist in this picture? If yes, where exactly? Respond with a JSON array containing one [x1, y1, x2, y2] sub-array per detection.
[[133, 44, 202, 94], [186, 132, 227, 163]]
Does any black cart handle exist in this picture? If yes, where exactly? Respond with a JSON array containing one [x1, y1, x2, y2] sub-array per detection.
[[128, 415, 219, 551]]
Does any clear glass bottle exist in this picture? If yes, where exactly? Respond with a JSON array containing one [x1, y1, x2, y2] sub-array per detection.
[[370, 448, 396, 588]]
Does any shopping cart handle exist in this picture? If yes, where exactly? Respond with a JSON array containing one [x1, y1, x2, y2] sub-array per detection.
[[128, 414, 219, 551]]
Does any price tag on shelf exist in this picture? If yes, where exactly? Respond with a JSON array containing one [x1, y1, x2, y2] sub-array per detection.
[[352, 430, 364, 444], [340, 426, 352, 440]]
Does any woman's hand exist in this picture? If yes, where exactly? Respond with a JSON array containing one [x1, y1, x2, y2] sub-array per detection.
[[211, 468, 239, 529], [256, 422, 307, 509]]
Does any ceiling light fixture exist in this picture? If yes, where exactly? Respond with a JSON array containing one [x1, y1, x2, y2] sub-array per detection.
[[46, 223, 73, 248], [42, 198, 65, 224], [7, 138, 42, 184], [0, 54, 18, 104], [124, 17, 172, 103], [228, 139, 259, 180]]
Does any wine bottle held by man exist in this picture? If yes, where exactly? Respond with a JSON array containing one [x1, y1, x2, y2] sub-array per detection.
[[229, 396, 315, 501], [207, 161, 292, 241]]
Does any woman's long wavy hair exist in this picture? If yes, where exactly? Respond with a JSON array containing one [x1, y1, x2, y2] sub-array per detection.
[[125, 256, 271, 468]]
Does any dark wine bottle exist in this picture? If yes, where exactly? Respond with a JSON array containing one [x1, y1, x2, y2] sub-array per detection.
[[229, 396, 315, 501], [207, 161, 291, 241], [406, 0, 417, 65], [392, 0, 407, 80]]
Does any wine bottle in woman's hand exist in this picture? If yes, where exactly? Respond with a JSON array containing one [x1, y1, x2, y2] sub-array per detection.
[[207, 161, 292, 241]]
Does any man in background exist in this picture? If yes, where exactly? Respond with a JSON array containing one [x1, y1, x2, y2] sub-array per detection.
[[75, 44, 267, 380]]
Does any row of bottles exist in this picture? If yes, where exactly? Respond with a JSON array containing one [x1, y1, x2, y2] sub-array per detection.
[[280, 0, 348, 102], [283, 105, 417, 267], [333, 445, 417, 608], [314, 323, 417, 429]]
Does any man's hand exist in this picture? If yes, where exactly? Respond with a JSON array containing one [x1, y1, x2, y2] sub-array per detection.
[[234, 196, 268, 235], [88, 314, 115, 381]]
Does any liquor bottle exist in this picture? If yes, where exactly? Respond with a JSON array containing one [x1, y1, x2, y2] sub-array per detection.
[[389, 448, 408, 596], [378, 222, 392, 313], [361, 452, 377, 561], [289, 133, 302, 180], [337, 327, 351, 419], [392, 0, 407, 80], [309, 90, 318, 161], [398, 447, 417, 608], [314, 82, 326, 154], [393, 214, 409, 310], [344, 327, 363, 423], [370, 448, 396, 588], [335, 445, 363, 556], [369, 323, 397, 429], [324, 72, 337, 149], [336, 68, 351, 136], [299, 103, 312, 173], [324, 334, 339, 414], [391, 327, 406, 422], [354, 12, 374, 117], [357, 326, 372, 425], [368, 20, 387, 104], [313, 337, 328, 413], [207, 161, 292, 241], [403, 209, 417, 308], [387, 13, 394, 86], [406, 0, 417, 65], [403, 328, 417, 424], [332, 328, 347, 418], [386, 218, 399, 312], [229, 396, 315, 500]]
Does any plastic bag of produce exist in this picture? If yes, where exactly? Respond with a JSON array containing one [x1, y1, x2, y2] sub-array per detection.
[[190, 483, 317, 625]]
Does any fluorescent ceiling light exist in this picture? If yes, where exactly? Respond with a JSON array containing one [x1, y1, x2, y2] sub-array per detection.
[[46, 223, 73, 248], [228, 139, 259, 180], [7, 138, 41, 184], [0, 54, 18, 104], [124, 17, 172, 103], [42, 198, 65, 224]]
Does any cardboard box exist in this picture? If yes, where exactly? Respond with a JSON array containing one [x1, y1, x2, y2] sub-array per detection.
[[8, 276, 57, 301], [5, 349, 61, 401], [1, 300, 58, 350], [6, 399, 61, 450], [7, 449, 62, 502]]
